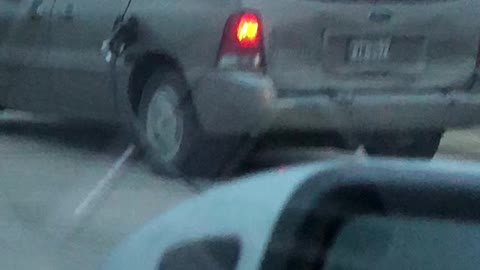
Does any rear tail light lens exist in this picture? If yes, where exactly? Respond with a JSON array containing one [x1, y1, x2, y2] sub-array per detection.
[[236, 13, 260, 48], [217, 11, 265, 71]]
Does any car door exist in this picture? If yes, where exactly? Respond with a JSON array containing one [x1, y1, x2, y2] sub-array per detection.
[[48, 0, 130, 121], [0, 0, 55, 111]]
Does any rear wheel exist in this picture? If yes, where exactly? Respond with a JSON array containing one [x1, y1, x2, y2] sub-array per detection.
[[138, 68, 249, 178], [365, 131, 443, 159]]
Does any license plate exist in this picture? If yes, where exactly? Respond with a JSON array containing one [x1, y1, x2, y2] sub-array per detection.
[[349, 38, 391, 62]]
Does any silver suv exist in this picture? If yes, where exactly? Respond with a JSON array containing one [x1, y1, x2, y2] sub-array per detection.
[[2, 0, 479, 177]]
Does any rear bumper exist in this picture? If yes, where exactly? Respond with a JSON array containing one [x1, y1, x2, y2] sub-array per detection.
[[273, 92, 480, 132], [193, 71, 480, 135], [193, 71, 276, 135]]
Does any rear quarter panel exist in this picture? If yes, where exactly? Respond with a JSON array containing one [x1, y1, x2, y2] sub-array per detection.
[[124, 0, 240, 84]]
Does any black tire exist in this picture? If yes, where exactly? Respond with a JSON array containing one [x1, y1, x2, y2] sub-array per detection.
[[138, 68, 249, 178], [365, 131, 443, 159]]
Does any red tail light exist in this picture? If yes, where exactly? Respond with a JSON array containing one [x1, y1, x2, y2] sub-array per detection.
[[236, 13, 260, 48], [217, 11, 265, 71]]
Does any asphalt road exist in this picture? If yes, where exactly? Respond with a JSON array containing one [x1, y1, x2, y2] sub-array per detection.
[[0, 112, 197, 270], [1, 111, 480, 270]]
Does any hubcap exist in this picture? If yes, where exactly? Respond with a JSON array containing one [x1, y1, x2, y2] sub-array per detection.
[[146, 86, 183, 162]]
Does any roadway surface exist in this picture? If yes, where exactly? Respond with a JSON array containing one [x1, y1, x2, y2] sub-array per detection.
[[1, 111, 479, 270]]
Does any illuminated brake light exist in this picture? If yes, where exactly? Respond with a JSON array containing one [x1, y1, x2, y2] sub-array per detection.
[[236, 13, 260, 48], [217, 11, 265, 71]]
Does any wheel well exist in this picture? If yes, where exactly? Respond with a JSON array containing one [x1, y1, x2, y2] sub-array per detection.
[[128, 52, 182, 113]]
